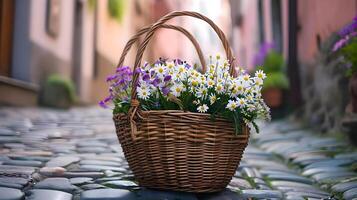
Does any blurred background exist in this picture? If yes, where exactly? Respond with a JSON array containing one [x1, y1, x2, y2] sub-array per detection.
[[0, 0, 357, 139]]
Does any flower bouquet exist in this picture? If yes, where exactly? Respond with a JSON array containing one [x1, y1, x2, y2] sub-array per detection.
[[101, 11, 270, 192]]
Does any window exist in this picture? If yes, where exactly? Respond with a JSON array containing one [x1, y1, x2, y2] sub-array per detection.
[[271, 0, 282, 52], [257, 0, 265, 44]]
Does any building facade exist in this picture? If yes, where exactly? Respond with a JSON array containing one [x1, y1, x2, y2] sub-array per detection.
[[0, 0, 231, 106], [230, 0, 357, 131]]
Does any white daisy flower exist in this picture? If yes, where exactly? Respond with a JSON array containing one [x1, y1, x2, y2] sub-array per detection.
[[209, 94, 218, 105], [231, 84, 244, 97], [177, 64, 185, 73], [139, 81, 150, 90], [166, 61, 175, 70], [247, 104, 256, 112], [255, 70, 266, 80], [246, 94, 254, 102], [155, 65, 166, 77], [236, 84, 244, 94], [188, 69, 197, 77], [237, 98, 246, 108], [193, 99, 201, 105], [215, 84, 224, 94], [137, 87, 151, 100], [196, 86, 208, 98], [242, 74, 250, 82], [253, 77, 264, 86], [226, 100, 238, 111], [171, 83, 185, 97], [197, 104, 209, 113], [207, 79, 215, 88], [190, 79, 199, 87]]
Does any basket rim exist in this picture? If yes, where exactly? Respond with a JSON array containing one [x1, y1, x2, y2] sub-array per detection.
[[113, 110, 250, 131], [113, 109, 231, 119], [113, 109, 228, 116]]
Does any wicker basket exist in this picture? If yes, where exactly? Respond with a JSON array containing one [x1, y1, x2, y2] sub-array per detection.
[[113, 11, 250, 193]]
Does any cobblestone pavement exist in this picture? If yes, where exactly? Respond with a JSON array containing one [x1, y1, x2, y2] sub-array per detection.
[[0, 106, 356, 200]]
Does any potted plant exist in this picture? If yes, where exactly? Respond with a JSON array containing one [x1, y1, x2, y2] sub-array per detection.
[[100, 11, 270, 192], [256, 51, 289, 108], [333, 15, 357, 113], [40, 74, 76, 109]]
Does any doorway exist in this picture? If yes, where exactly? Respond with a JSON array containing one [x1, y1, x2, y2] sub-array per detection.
[[72, 0, 83, 95], [0, 0, 14, 77]]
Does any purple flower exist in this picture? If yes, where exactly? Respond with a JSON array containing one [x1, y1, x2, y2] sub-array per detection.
[[333, 29, 357, 52], [155, 57, 166, 65], [116, 66, 130, 73], [98, 95, 113, 108], [253, 42, 275, 67], [164, 75, 171, 82], [142, 74, 150, 81], [106, 74, 118, 82], [338, 15, 357, 37], [104, 95, 113, 102], [332, 37, 348, 52], [339, 23, 357, 37], [161, 86, 170, 95], [174, 59, 183, 65], [150, 70, 155, 77], [151, 78, 161, 87], [135, 68, 143, 74], [98, 100, 108, 108]]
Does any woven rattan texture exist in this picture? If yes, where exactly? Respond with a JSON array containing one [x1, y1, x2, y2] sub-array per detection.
[[114, 111, 249, 192]]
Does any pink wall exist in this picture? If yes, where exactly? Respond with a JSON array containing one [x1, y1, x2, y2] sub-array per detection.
[[297, 0, 357, 66], [149, 0, 232, 67], [233, 0, 357, 72], [235, 0, 259, 69]]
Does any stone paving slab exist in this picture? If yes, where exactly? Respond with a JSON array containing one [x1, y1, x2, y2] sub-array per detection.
[[0, 106, 356, 199]]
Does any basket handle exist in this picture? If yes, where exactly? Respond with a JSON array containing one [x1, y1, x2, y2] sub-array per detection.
[[116, 24, 206, 70], [129, 11, 235, 141], [131, 11, 235, 101], [117, 23, 207, 141]]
